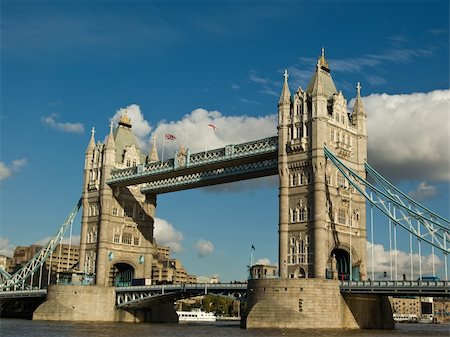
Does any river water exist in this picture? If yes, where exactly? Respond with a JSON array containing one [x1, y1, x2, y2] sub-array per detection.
[[1, 319, 449, 337]]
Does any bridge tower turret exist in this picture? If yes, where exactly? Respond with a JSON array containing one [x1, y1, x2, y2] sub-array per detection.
[[277, 49, 367, 280], [278, 70, 292, 278], [79, 112, 156, 286]]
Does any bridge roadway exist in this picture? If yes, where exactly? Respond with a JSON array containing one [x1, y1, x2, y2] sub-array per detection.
[[1, 281, 447, 308]]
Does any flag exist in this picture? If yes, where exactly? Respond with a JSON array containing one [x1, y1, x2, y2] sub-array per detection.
[[251, 244, 255, 251], [165, 133, 176, 140], [208, 123, 218, 130]]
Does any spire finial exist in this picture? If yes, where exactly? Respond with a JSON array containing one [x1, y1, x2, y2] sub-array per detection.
[[356, 82, 361, 97], [91, 127, 95, 137], [109, 121, 114, 133], [319, 47, 329, 70], [278, 69, 291, 105]]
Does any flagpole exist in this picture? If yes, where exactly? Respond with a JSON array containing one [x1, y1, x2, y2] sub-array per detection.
[[161, 135, 166, 162]]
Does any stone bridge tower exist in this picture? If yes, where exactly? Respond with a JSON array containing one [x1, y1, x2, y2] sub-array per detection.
[[78, 114, 158, 286], [278, 50, 368, 280]]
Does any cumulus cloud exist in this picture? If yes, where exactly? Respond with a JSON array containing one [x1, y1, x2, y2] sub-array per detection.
[[153, 218, 183, 253], [254, 258, 272, 265], [195, 239, 214, 257], [360, 89, 450, 182], [0, 237, 15, 258], [0, 159, 27, 181], [152, 108, 277, 159], [42, 113, 84, 133], [366, 241, 443, 280], [110, 104, 152, 149], [408, 181, 438, 201]]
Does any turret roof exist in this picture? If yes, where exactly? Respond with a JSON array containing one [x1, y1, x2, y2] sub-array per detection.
[[306, 49, 338, 98]]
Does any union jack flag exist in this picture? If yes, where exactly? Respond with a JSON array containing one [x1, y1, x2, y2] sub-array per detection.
[[165, 133, 176, 140]]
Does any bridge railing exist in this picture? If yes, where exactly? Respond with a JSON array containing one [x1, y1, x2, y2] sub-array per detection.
[[340, 280, 448, 287]]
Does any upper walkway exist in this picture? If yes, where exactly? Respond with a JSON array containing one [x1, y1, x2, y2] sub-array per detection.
[[107, 136, 278, 193]]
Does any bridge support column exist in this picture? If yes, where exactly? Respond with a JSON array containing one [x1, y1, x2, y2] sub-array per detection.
[[33, 285, 116, 321], [242, 278, 394, 329]]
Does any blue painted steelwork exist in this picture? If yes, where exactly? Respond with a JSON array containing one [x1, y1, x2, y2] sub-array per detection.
[[0, 199, 82, 290], [340, 280, 449, 296], [140, 159, 278, 194], [324, 146, 449, 255], [107, 136, 278, 189], [116, 283, 247, 308]]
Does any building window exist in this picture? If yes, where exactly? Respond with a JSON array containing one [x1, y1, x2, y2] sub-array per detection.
[[337, 172, 346, 187], [291, 174, 297, 186], [89, 203, 98, 216], [134, 236, 140, 246], [299, 209, 306, 221], [122, 233, 132, 245], [126, 159, 131, 167], [338, 208, 347, 225], [124, 204, 134, 218], [113, 233, 120, 243], [292, 209, 298, 223], [112, 207, 119, 216]]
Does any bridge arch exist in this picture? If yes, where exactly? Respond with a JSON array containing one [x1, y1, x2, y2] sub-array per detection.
[[329, 245, 363, 281], [109, 262, 135, 287]]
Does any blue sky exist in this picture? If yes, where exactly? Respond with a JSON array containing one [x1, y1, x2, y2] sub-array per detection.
[[1, 0, 449, 282]]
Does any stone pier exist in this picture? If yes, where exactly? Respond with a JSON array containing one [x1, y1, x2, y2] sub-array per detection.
[[33, 285, 178, 323], [242, 278, 394, 329]]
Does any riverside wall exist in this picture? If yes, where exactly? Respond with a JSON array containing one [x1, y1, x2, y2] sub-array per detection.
[[242, 278, 394, 329]]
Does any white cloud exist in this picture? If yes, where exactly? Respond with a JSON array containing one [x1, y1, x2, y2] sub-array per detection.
[[195, 239, 214, 257], [42, 113, 84, 133], [408, 181, 438, 201], [153, 218, 183, 253], [0, 237, 15, 258], [0, 158, 27, 181], [152, 108, 277, 159], [255, 258, 272, 265], [360, 89, 450, 182], [366, 241, 443, 280], [110, 104, 152, 149]]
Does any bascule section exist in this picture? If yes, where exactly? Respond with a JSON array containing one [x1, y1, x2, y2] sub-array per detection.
[[277, 49, 368, 280], [79, 114, 157, 287]]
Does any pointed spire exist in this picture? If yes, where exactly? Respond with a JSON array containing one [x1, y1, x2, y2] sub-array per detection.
[[278, 69, 291, 105], [106, 121, 116, 149], [311, 60, 325, 97], [86, 126, 96, 153], [148, 135, 159, 162], [352, 82, 366, 116]]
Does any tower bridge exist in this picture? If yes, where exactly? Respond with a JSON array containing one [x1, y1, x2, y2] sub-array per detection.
[[1, 50, 448, 329]]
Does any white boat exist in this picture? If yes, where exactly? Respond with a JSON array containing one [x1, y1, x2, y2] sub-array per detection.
[[393, 313, 418, 323], [177, 308, 216, 322]]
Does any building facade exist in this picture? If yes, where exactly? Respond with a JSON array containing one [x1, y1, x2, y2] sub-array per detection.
[[152, 245, 197, 284], [78, 115, 159, 286], [278, 50, 367, 280]]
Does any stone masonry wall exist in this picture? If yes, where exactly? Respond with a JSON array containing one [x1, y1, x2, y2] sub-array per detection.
[[243, 278, 393, 329], [33, 285, 116, 322]]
